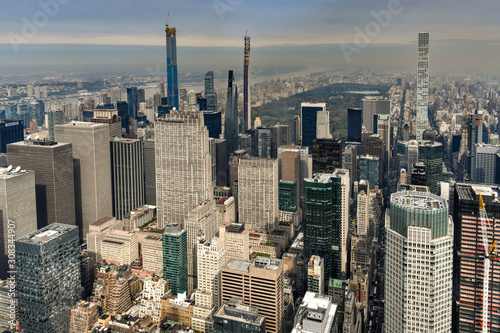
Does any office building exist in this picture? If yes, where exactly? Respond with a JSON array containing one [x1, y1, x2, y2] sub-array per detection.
[[203, 111, 222, 139], [410, 161, 426, 186], [362, 96, 390, 133], [191, 237, 226, 333], [7, 140, 75, 229], [0, 120, 23, 154], [214, 298, 266, 333], [291, 292, 338, 333], [342, 145, 357, 190], [301, 103, 326, 150], [101, 229, 139, 265], [279, 180, 297, 212], [471, 143, 500, 184], [155, 111, 212, 229], [205, 71, 217, 112], [418, 140, 443, 193], [292, 115, 301, 145], [127, 87, 138, 119], [69, 301, 99, 333], [0, 168, 37, 279], [47, 108, 65, 140], [222, 257, 284, 333], [161, 292, 194, 326], [87, 216, 122, 262], [347, 108, 362, 142], [281, 149, 301, 204], [278, 146, 312, 199], [316, 110, 332, 139], [16, 224, 81, 333], [238, 157, 278, 231], [416, 32, 430, 140], [219, 222, 249, 262], [385, 191, 452, 333], [110, 138, 145, 220], [165, 24, 179, 110], [225, 70, 238, 157], [356, 182, 370, 236], [216, 197, 236, 224], [143, 139, 156, 205], [328, 279, 347, 332], [453, 184, 500, 332], [142, 234, 163, 273], [359, 155, 379, 189], [185, 200, 219, 292], [312, 139, 342, 174], [163, 223, 188, 295], [91, 108, 121, 139], [116, 101, 130, 132], [361, 132, 384, 187], [55, 122, 113, 240]]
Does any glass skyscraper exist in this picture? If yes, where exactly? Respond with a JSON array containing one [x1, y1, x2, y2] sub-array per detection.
[[224, 70, 238, 158], [166, 24, 179, 110], [418, 140, 443, 193], [205, 71, 217, 112], [300, 103, 325, 151], [163, 223, 188, 295], [16, 224, 81, 332]]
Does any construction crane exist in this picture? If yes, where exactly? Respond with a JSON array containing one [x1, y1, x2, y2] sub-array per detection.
[[479, 192, 497, 332]]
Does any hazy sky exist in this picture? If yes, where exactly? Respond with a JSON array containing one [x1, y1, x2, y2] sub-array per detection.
[[0, 0, 499, 76]]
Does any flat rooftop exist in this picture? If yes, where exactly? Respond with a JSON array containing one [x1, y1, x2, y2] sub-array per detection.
[[8, 140, 68, 148], [0, 167, 30, 179], [57, 121, 106, 128], [19, 223, 77, 245]]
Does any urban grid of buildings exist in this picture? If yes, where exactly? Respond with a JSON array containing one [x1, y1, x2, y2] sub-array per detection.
[[0, 18, 499, 333]]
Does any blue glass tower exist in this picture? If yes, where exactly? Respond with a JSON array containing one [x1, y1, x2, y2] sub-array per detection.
[[301, 103, 325, 151], [166, 24, 179, 110]]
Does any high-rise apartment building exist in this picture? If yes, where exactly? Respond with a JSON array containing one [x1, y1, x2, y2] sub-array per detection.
[[453, 184, 500, 332], [356, 182, 370, 236], [416, 32, 430, 140], [163, 223, 188, 295], [16, 224, 81, 332], [185, 200, 219, 292], [165, 24, 179, 110], [55, 121, 113, 240], [7, 140, 75, 229], [110, 138, 144, 220], [155, 111, 212, 229], [301, 103, 326, 150], [47, 108, 65, 140], [385, 191, 452, 333], [69, 301, 99, 333], [222, 257, 284, 333], [225, 70, 238, 157], [243, 34, 251, 132], [238, 157, 278, 231]]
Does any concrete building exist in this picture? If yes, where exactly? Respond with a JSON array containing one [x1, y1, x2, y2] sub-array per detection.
[[291, 292, 338, 333], [385, 191, 452, 333], [155, 111, 212, 229], [214, 298, 266, 333], [216, 197, 236, 225], [101, 229, 139, 265], [316, 110, 332, 139], [238, 157, 278, 231], [7, 140, 76, 229], [416, 32, 430, 140], [91, 108, 122, 139], [142, 235, 163, 273], [161, 292, 194, 327], [87, 216, 123, 263], [471, 143, 500, 184], [219, 222, 249, 262], [307, 255, 324, 295], [356, 182, 370, 236], [139, 276, 168, 324], [69, 301, 99, 333], [47, 108, 65, 141], [143, 139, 156, 205], [192, 237, 226, 333], [185, 200, 219, 293], [278, 146, 312, 199], [163, 223, 188, 295], [222, 257, 284, 333], [110, 138, 145, 220], [0, 168, 37, 279], [362, 96, 390, 133], [55, 121, 113, 240], [281, 149, 301, 205], [16, 224, 81, 332]]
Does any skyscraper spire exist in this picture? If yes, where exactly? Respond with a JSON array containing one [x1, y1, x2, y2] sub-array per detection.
[[165, 20, 179, 110]]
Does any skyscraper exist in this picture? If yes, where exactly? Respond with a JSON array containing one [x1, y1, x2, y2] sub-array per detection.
[[312, 139, 342, 174], [359, 155, 380, 189], [16, 224, 81, 332], [7, 140, 76, 229], [238, 157, 278, 231], [453, 184, 500, 332], [166, 23, 179, 110], [110, 138, 145, 220], [0, 168, 37, 279], [143, 139, 156, 205], [55, 122, 113, 240], [418, 140, 443, 193], [0, 120, 23, 154], [301, 103, 326, 150], [362, 97, 390, 133], [243, 34, 251, 132], [347, 108, 362, 142], [47, 108, 65, 141], [316, 110, 332, 139], [385, 191, 452, 333], [163, 223, 188, 295], [155, 111, 212, 229], [416, 32, 430, 140], [225, 70, 238, 157], [127, 87, 138, 118]]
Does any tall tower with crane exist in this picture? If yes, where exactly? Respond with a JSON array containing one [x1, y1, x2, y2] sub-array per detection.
[[243, 32, 251, 132]]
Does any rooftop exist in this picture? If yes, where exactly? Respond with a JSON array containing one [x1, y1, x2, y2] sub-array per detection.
[[18, 223, 77, 245], [0, 167, 30, 179]]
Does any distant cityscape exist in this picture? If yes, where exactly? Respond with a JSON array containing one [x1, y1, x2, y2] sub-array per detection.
[[0, 12, 500, 333]]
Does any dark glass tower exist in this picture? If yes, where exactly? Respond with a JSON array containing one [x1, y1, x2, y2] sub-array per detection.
[[279, 180, 297, 212], [304, 173, 342, 290], [418, 140, 443, 193], [312, 139, 343, 174], [347, 108, 362, 142], [301, 103, 325, 150], [203, 111, 222, 139], [225, 70, 238, 158], [0, 120, 23, 153], [163, 223, 188, 295], [166, 24, 179, 110], [205, 71, 217, 112], [126, 87, 138, 118]]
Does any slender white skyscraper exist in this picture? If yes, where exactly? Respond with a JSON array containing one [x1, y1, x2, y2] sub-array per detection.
[[385, 191, 452, 333], [416, 32, 430, 140], [155, 111, 212, 229]]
